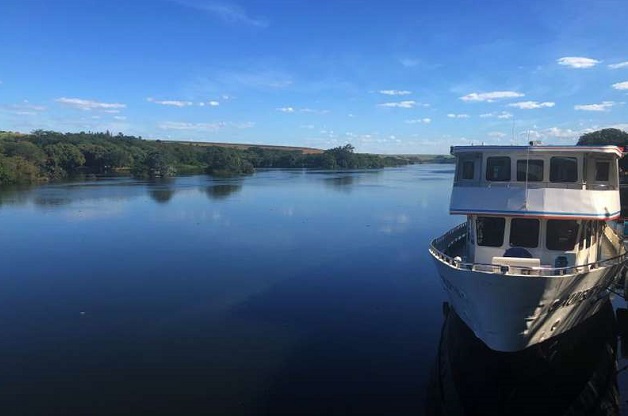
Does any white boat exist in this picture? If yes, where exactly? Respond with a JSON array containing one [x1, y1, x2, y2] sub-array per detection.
[[429, 144, 628, 352]]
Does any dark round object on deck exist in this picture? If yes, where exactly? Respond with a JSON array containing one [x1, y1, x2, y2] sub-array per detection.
[[503, 247, 533, 258]]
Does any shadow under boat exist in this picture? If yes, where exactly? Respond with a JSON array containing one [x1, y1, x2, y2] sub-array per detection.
[[425, 300, 620, 416]]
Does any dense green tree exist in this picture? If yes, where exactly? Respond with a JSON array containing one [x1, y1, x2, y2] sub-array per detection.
[[44, 142, 86, 177], [577, 128, 628, 146]]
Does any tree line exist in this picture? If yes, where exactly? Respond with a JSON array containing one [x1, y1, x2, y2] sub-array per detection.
[[0, 130, 412, 185]]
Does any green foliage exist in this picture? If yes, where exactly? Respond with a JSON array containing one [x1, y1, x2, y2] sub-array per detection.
[[577, 128, 628, 146], [45, 142, 86, 176], [0, 155, 40, 185], [0, 130, 411, 185], [205, 147, 254, 176]]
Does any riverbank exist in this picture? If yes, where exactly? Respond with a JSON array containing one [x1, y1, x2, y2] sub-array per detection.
[[0, 130, 452, 186]]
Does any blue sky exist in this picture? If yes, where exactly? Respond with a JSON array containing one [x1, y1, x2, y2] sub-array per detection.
[[1, 0, 627, 154]]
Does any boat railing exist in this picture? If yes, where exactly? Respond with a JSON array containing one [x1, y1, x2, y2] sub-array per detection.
[[429, 223, 628, 277], [453, 180, 617, 191]]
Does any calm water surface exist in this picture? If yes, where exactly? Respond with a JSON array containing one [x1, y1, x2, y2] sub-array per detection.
[[1, 165, 627, 415]]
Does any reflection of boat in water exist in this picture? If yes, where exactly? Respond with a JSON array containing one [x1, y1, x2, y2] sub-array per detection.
[[425, 301, 619, 415], [429, 145, 628, 351]]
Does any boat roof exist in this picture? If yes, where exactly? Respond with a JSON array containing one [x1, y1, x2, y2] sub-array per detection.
[[451, 145, 623, 158]]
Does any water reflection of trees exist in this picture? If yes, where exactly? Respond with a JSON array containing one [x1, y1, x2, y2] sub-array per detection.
[[426, 301, 619, 415], [148, 188, 175, 204], [0, 185, 33, 207], [325, 175, 355, 187], [206, 183, 242, 200], [147, 179, 176, 204]]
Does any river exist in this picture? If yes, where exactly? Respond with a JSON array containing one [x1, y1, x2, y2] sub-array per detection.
[[1, 165, 627, 415]]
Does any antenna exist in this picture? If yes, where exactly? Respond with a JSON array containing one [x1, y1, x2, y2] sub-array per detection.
[[512, 118, 516, 145]]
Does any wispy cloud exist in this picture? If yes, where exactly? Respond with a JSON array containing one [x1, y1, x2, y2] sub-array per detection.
[[557, 57, 600, 69], [405, 118, 431, 124], [2, 101, 47, 113], [194, 69, 292, 93], [479, 111, 513, 119], [609, 62, 628, 69], [543, 127, 587, 139], [612, 81, 628, 90], [488, 132, 506, 138], [147, 97, 194, 107], [378, 90, 412, 96], [158, 121, 254, 131], [507, 101, 555, 109], [378, 100, 416, 108], [276, 107, 327, 114], [173, 0, 268, 28], [459, 91, 524, 102], [447, 113, 470, 119], [399, 58, 420, 68], [574, 101, 615, 111], [56, 97, 126, 111]]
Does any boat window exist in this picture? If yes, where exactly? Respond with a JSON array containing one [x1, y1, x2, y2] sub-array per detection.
[[476, 216, 505, 247], [510, 218, 539, 248], [550, 157, 578, 182], [595, 161, 610, 182], [461, 160, 475, 180], [516, 160, 544, 182], [486, 157, 511, 181], [546, 220, 579, 250]]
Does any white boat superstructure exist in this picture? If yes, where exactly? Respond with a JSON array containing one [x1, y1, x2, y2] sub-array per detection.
[[429, 144, 627, 351]]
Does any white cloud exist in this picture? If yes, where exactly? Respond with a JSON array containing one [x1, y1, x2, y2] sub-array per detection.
[[609, 62, 628, 69], [277, 107, 295, 113], [56, 97, 126, 111], [113, 116, 127, 120], [459, 91, 524, 102], [378, 100, 416, 108], [447, 113, 470, 119], [405, 118, 431, 124], [174, 0, 268, 28], [507, 101, 555, 109], [480, 111, 513, 119], [208, 100, 220, 106], [378, 90, 412, 96], [612, 81, 628, 90], [488, 132, 506, 138], [543, 127, 583, 138], [557, 57, 601, 68], [574, 101, 615, 111], [147, 97, 193, 107]]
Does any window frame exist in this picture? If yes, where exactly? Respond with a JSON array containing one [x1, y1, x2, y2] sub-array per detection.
[[485, 156, 511, 182], [549, 156, 578, 183], [476, 216, 506, 247], [546, 219, 579, 251], [516, 159, 544, 182], [509, 218, 540, 248]]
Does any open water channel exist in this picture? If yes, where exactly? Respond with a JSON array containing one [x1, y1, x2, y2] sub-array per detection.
[[1, 164, 627, 415]]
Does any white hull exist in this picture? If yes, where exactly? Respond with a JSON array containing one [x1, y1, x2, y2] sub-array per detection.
[[433, 259, 622, 351]]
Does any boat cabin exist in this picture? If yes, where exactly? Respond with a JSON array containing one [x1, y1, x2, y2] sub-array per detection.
[[449, 145, 624, 270]]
